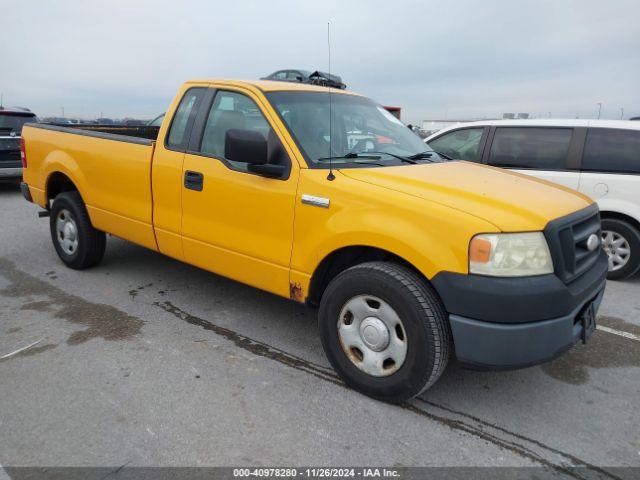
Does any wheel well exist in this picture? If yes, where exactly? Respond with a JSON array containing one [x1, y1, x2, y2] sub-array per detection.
[[46, 172, 78, 206], [600, 211, 640, 232], [307, 246, 422, 306]]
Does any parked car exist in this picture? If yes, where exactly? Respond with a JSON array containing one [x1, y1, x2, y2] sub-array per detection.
[[0, 106, 37, 179], [121, 118, 146, 126], [425, 119, 640, 279], [20, 80, 606, 402], [95, 118, 115, 125], [42, 117, 73, 125], [261, 69, 346, 89], [147, 113, 165, 127]]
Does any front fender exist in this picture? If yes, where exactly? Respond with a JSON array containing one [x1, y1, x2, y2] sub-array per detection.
[[307, 215, 461, 280], [291, 170, 498, 290]]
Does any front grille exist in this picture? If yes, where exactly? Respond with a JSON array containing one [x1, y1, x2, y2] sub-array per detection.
[[544, 204, 602, 284]]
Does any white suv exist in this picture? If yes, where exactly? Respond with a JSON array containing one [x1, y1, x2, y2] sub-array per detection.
[[425, 119, 640, 280]]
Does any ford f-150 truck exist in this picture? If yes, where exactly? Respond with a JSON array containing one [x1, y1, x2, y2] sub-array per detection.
[[20, 79, 608, 402]]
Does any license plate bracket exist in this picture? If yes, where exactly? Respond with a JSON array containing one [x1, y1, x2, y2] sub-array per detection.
[[580, 302, 596, 344]]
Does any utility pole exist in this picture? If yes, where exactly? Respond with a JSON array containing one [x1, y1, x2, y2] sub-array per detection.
[[0, 92, 3, 108], [597, 102, 602, 119], [620, 107, 624, 120], [61, 106, 65, 118]]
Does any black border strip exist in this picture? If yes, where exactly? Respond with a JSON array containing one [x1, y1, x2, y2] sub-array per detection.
[[24, 123, 155, 146]]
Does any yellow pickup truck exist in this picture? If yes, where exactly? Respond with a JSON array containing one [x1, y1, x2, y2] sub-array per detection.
[[20, 79, 608, 402]]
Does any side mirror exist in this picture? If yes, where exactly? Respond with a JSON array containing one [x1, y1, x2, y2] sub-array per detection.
[[225, 129, 268, 165], [248, 163, 286, 178], [224, 128, 286, 178]]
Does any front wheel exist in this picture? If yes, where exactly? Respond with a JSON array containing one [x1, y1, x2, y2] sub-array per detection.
[[318, 262, 451, 403], [601, 218, 640, 280], [50, 191, 106, 269]]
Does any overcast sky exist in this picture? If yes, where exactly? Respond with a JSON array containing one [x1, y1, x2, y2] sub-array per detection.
[[2, 0, 639, 124]]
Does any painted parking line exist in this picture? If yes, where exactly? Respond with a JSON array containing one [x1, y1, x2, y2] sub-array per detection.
[[597, 324, 640, 342]]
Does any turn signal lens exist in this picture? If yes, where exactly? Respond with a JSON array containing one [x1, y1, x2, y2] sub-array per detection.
[[469, 237, 492, 263]]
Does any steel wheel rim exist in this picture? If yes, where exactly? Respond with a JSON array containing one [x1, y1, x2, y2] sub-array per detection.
[[56, 209, 79, 256], [601, 230, 631, 271], [337, 295, 407, 377]]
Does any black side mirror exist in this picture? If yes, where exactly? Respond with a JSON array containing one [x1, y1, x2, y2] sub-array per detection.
[[224, 128, 286, 178], [225, 129, 268, 165], [248, 163, 286, 178]]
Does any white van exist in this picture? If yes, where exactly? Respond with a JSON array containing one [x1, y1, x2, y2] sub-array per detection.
[[425, 119, 640, 280]]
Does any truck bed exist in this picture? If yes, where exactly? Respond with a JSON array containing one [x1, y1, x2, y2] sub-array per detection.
[[34, 123, 159, 144], [22, 122, 158, 250]]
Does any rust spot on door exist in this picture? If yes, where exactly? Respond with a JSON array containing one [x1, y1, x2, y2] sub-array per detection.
[[289, 282, 304, 302]]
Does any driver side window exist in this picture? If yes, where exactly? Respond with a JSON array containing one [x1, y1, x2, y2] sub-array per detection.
[[199, 91, 288, 173], [428, 128, 484, 161]]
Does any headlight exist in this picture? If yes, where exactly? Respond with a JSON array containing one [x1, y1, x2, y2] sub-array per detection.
[[469, 232, 553, 277]]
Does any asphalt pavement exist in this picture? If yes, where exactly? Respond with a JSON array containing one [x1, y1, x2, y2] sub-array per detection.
[[1, 182, 639, 478]]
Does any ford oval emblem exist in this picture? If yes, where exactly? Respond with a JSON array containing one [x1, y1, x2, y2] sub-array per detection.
[[586, 233, 600, 251]]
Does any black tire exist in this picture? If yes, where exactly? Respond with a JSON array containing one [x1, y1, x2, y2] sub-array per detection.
[[601, 218, 640, 280], [318, 261, 451, 403], [49, 191, 106, 269]]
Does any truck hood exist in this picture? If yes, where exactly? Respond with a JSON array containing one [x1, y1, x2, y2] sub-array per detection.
[[340, 161, 592, 231]]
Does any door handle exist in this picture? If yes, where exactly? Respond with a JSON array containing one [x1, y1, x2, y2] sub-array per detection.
[[184, 171, 204, 191]]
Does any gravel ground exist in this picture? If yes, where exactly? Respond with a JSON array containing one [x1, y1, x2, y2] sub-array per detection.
[[0, 182, 639, 478]]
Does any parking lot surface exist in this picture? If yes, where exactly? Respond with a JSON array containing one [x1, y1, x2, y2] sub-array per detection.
[[1, 182, 639, 477]]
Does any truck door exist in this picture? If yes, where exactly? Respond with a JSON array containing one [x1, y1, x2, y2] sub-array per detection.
[[180, 88, 299, 298], [152, 86, 208, 260]]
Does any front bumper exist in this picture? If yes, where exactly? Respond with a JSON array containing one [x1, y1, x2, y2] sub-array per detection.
[[432, 251, 608, 369]]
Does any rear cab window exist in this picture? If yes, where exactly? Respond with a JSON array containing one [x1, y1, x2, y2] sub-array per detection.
[[427, 128, 484, 161], [487, 127, 573, 170], [166, 88, 207, 150], [582, 128, 640, 174]]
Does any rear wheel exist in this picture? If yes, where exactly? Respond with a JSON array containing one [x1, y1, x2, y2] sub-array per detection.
[[318, 261, 451, 403], [601, 218, 640, 280], [50, 191, 106, 269]]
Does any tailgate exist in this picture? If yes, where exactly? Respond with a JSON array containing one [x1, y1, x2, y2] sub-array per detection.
[[0, 136, 21, 168]]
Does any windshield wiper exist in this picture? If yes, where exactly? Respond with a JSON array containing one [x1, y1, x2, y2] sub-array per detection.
[[407, 151, 435, 160], [358, 151, 420, 164], [426, 150, 453, 160], [318, 152, 381, 162], [352, 159, 386, 166], [342, 150, 421, 164]]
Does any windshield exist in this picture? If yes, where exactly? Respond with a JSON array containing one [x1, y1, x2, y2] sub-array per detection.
[[0, 114, 36, 135], [266, 92, 441, 168]]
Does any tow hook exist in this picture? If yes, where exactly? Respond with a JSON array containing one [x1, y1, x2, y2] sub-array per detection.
[[38, 210, 50, 218]]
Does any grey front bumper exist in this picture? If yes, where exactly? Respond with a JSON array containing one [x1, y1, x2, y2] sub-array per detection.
[[449, 284, 605, 370]]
